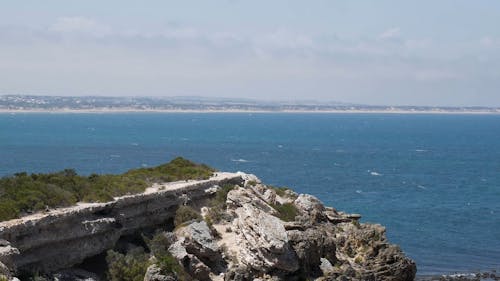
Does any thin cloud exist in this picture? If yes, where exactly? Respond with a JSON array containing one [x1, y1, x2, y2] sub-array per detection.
[[49, 17, 112, 37], [379, 27, 401, 40]]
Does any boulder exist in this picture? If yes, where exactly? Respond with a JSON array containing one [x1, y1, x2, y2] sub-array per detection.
[[0, 242, 19, 272], [51, 268, 100, 281], [232, 203, 299, 272], [176, 221, 219, 264], [294, 194, 326, 223], [287, 226, 337, 275], [143, 264, 177, 281], [168, 239, 211, 281]]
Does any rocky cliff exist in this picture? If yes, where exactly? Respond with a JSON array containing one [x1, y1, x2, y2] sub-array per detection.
[[0, 172, 243, 277], [0, 172, 416, 281]]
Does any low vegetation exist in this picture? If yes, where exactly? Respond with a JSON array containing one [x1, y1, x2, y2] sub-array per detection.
[[106, 247, 150, 281], [205, 184, 236, 224], [269, 185, 298, 199], [0, 157, 215, 221], [107, 232, 190, 281], [174, 205, 202, 227], [272, 202, 299, 222]]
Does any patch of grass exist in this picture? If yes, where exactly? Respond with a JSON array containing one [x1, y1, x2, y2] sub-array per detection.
[[272, 202, 298, 222], [174, 205, 202, 227], [0, 157, 215, 221]]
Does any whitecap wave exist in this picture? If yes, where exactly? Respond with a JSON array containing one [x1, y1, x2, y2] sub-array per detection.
[[231, 158, 249, 163]]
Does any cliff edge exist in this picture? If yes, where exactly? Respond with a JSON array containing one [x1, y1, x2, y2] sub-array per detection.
[[0, 172, 416, 281]]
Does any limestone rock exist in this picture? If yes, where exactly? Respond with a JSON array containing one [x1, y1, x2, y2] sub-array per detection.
[[176, 221, 219, 264], [0, 242, 19, 271], [168, 239, 211, 281], [223, 265, 254, 281], [0, 261, 11, 279], [287, 226, 337, 275], [144, 264, 177, 281], [226, 187, 277, 216], [51, 268, 100, 281], [262, 189, 277, 205], [294, 194, 326, 223], [0, 173, 244, 274], [330, 222, 416, 281], [232, 202, 299, 272]]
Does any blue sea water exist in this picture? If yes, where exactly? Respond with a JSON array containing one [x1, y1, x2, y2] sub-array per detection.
[[1, 113, 499, 275]]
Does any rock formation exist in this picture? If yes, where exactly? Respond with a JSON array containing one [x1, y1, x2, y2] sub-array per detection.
[[0, 173, 243, 277], [149, 173, 416, 281], [0, 172, 416, 281]]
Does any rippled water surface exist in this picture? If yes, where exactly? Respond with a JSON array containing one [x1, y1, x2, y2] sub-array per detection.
[[1, 113, 499, 275]]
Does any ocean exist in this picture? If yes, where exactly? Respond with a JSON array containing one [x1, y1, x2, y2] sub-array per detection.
[[1, 112, 499, 275]]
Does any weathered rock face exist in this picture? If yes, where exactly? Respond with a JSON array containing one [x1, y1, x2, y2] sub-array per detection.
[[144, 264, 177, 281], [0, 171, 416, 281], [168, 220, 226, 280], [229, 188, 299, 273], [0, 173, 244, 275], [205, 176, 416, 281]]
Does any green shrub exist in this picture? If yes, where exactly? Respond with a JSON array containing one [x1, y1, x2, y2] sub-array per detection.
[[174, 206, 202, 227], [0, 157, 216, 222], [272, 203, 298, 222], [247, 180, 257, 186], [0, 199, 20, 221], [125, 157, 215, 183], [106, 248, 149, 281], [146, 232, 173, 257]]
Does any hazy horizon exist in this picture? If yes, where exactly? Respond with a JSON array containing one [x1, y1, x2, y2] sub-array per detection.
[[2, 1, 500, 107]]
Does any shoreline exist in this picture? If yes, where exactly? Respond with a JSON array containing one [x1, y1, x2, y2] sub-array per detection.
[[1, 108, 500, 115], [416, 270, 499, 281]]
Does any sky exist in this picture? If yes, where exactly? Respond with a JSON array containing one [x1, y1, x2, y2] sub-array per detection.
[[1, 1, 500, 106]]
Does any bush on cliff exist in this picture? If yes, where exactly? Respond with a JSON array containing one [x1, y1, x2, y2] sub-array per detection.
[[106, 248, 149, 281], [144, 232, 190, 280], [174, 205, 202, 227], [125, 157, 215, 183], [272, 202, 298, 222], [0, 157, 215, 221], [205, 184, 236, 224]]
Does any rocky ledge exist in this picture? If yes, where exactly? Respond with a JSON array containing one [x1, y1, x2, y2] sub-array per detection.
[[0, 172, 416, 281]]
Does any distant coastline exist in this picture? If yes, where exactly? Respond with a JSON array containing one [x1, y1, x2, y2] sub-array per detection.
[[1, 108, 500, 114], [1, 95, 499, 114]]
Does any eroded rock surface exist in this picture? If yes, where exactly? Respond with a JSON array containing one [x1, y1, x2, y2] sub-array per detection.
[[165, 175, 416, 280], [0, 173, 243, 275], [0, 172, 416, 281]]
